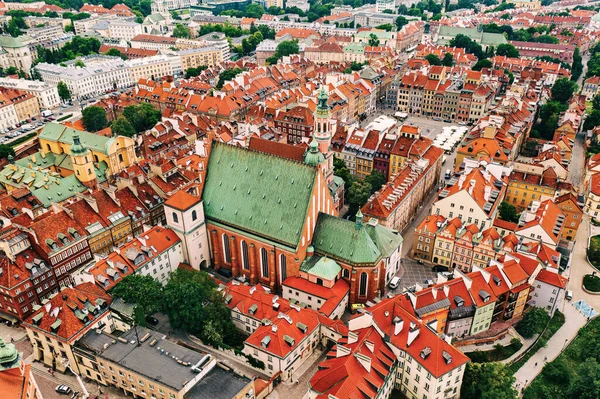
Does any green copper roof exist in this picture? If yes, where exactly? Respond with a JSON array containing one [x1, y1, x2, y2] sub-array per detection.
[[300, 255, 341, 280], [437, 26, 507, 46], [70, 134, 89, 155], [39, 123, 111, 154], [365, 222, 403, 258], [0, 337, 19, 369], [304, 140, 324, 167], [0, 35, 32, 48], [312, 213, 381, 265], [202, 142, 317, 248]]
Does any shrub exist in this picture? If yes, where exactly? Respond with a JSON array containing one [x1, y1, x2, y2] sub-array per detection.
[[583, 274, 600, 292], [516, 308, 550, 339]]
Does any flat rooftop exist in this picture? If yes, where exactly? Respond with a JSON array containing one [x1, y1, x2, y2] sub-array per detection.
[[185, 364, 252, 399], [78, 327, 210, 390]]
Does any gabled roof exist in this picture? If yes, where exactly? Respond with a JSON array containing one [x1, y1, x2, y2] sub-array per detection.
[[312, 213, 381, 265], [23, 283, 111, 342], [202, 142, 318, 248], [164, 190, 200, 212], [308, 326, 395, 398]]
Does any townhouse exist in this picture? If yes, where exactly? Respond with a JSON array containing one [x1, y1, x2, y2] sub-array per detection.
[[515, 200, 565, 249], [0, 78, 59, 110], [223, 281, 347, 381], [363, 145, 444, 233], [433, 166, 508, 231], [22, 283, 114, 374]]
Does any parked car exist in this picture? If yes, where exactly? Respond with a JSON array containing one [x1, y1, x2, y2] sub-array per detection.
[[145, 315, 159, 325], [565, 290, 573, 300], [458, 121, 467, 126], [432, 117, 441, 121], [55, 385, 72, 395], [388, 276, 401, 290], [424, 279, 434, 286], [432, 265, 449, 273]]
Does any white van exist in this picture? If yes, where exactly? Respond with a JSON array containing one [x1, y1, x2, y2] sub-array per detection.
[[41, 110, 53, 117], [565, 290, 573, 301], [21, 124, 33, 131], [388, 276, 401, 290]]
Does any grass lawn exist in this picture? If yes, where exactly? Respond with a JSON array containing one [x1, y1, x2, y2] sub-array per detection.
[[584, 274, 600, 292], [508, 311, 565, 374], [465, 338, 523, 363], [587, 100, 593, 114], [523, 317, 600, 399]]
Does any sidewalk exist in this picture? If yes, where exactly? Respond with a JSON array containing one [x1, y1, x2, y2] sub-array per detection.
[[513, 303, 587, 390], [185, 333, 270, 381]]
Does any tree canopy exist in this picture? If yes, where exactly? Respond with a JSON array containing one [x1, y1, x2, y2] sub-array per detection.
[[551, 78, 577, 104], [425, 54, 441, 66], [81, 106, 107, 132], [110, 117, 136, 138], [57, 81, 71, 101], [173, 23, 191, 38], [122, 103, 162, 133], [163, 268, 243, 347], [516, 307, 550, 338], [461, 362, 518, 399], [111, 274, 164, 324], [499, 202, 519, 223], [449, 34, 484, 59], [0, 144, 15, 160], [496, 43, 520, 58], [216, 67, 244, 89]]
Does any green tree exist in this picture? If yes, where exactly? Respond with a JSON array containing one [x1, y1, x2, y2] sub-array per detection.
[[216, 67, 244, 89], [81, 106, 108, 132], [57, 81, 71, 101], [5, 66, 18, 75], [551, 78, 577, 104], [568, 359, 600, 399], [185, 65, 207, 78], [449, 34, 484, 59], [442, 52, 453, 66], [110, 117, 136, 137], [584, 109, 600, 131], [173, 23, 191, 38], [593, 94, 600, 111], [496, 43, 520, 58], [105, 48, 128, 60], [461, 362, 518, 399], [571, 47, 583, 82], [163, 268, 242, 347], [395, 15, 408, 30], [276, 40, 299, 57], [74, 59, 85, 67], [365, 170, 386, 195], [0, 144, 15, 160], [110, 274, 163, 324], [347, 179, 372, 217], [245, 3, 265, 18], [516, 307, 550, 338], [499, 201, 519, 223], [472, 59, 492, 71], [122, 102, 162, 133], [368, 33, 380, 47], [30, 69, 42, 81], [375, 23, 393, 32], [425, 54, 441, 66]]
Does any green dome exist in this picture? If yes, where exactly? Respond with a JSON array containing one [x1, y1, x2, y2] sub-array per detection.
[[70, 133, 89, 155], [304, 140, 325, 167], [0, 337, 18, 367]]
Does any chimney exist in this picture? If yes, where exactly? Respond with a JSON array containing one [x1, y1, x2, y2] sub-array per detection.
[[407, 326, 420, 347], [306, 245, 314, 257]]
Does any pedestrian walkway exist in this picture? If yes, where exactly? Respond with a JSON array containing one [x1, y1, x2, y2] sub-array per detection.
[[513, 303, 588, 390], [457, 327, 523, 354]]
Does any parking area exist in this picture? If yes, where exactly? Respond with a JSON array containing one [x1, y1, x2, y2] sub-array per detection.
[[385, 258, 438, 296]]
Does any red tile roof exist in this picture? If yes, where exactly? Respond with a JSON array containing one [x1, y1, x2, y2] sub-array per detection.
[[23, 283, 112, 343], [282, 277, 349, 317], [247, 137, 306, 163], [309, 326, 394, 398], [164, 190, 200, 211]]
